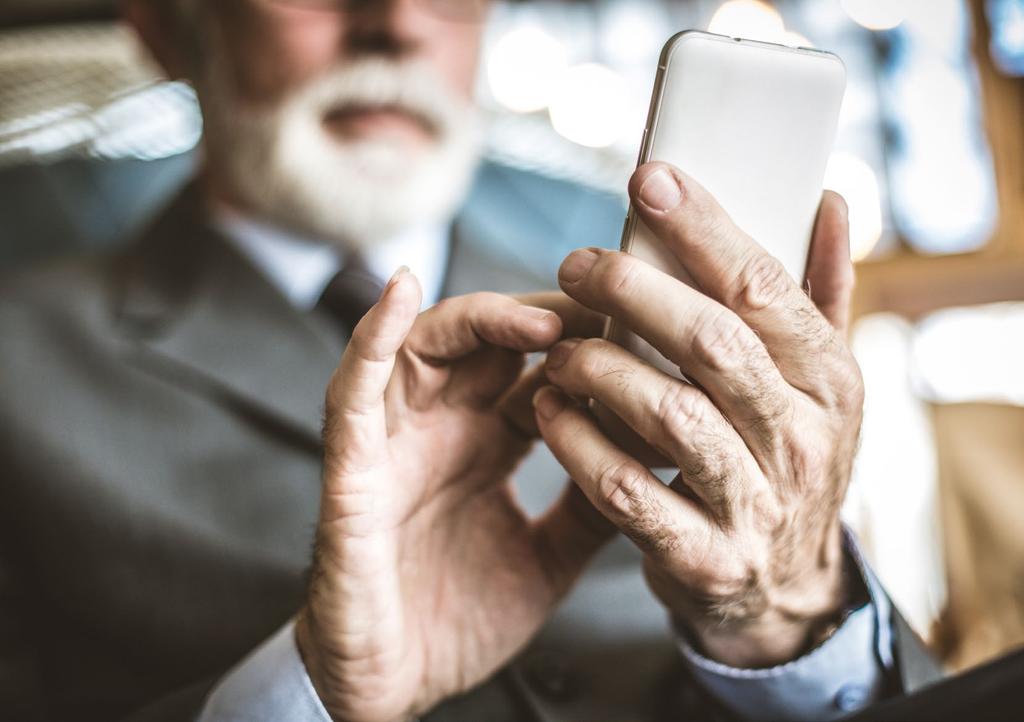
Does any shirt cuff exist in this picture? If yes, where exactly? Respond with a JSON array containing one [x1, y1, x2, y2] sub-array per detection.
[[198, 619, 332, 722], [678, 530, 895, 721]]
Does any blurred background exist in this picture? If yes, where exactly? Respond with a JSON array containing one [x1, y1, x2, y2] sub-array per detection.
[[2, 0, 1023, 674]]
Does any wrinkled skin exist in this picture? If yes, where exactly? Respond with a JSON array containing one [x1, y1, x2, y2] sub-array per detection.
[[298, 161, 862, 722], [297, 277, 609, 722], [535, 162, 862, 668]]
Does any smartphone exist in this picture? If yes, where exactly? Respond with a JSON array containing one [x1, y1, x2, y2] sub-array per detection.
[[595, 30, 846, 465]]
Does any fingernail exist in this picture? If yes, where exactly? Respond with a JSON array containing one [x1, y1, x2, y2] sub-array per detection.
[[382, 265, 409, 298], [533, 386, 567, 420], [560, 249, 599, 284], [546, 339, 580, 371], [521, 305, 558, 322], [638, 167, 682, 212]]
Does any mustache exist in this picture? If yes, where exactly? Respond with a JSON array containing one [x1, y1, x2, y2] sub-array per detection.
[[284, 58, 467, 141]]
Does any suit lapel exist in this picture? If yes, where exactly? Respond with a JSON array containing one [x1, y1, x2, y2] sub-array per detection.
[[111, 160, 624, 453], [115, 186, 340, 448]]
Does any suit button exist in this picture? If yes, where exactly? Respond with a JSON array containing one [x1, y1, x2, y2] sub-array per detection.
[[834, 683, 870, 712], [525, 652, 578, 703]]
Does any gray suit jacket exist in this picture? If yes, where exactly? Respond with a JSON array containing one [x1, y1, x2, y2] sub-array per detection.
[[0, 162, 936, 721]]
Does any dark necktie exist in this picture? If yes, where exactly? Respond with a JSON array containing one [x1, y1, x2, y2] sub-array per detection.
[[316, 258, 386, 336]]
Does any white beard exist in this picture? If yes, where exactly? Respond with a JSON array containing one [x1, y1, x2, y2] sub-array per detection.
[[197, 57, 483, 251]]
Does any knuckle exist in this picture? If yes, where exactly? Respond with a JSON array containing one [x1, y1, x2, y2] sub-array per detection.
[[656, 383, 708, 439], [467, 291, 506, 311], [681, 446, 735, 511], [593, 253, 640, 299], [597, 460, 652, 520], [819, 349, 865, 414], [431, 296, 456, 315], [564, 339, 636, 394], [470, 290, 503, 303], [573, 338, 609, 378], [848, 366, 866, 409], [832, 370, 865, 417], [691, 310, 756, 373], [442, 292, 497, 318], [595, 460, 681, 557], [837, 357, 866, 409], [569, 340, 606, 383], [735, 253, 792, 312], [783, 431, 830, 489]]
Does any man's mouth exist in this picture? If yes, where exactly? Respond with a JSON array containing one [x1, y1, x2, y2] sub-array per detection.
[[323, 104, 438, 146]]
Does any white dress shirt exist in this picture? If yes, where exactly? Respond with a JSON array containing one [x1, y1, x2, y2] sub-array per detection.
[[214, 208, 450, 311]]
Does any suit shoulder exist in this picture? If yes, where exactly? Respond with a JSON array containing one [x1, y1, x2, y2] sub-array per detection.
[[0, 250, 128, 339]]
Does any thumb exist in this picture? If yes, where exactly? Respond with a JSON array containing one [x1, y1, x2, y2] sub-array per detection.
[[804, 191, 855, 336]]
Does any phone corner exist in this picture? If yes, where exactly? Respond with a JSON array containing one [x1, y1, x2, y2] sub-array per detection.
[[659, 29, 712, 68]]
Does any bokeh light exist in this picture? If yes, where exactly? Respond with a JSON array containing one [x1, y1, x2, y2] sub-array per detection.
[[824, 151, 884, 261], [548, 63, 630, 148], [487, 26, 567, 113], [708, 0, 786, 43], [782, 31, 813, 48], [841, 0, 912, 31]]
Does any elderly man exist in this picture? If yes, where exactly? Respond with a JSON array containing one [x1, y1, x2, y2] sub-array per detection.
[[0, 1, 938, 720]]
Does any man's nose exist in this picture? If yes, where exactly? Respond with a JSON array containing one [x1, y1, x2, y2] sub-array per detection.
[[343, 0, 421, 59]]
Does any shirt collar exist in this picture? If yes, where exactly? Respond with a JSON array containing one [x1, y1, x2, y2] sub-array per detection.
[[213, 209, 450, 311]]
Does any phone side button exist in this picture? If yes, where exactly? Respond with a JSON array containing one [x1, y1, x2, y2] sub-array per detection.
[[618, 210, 634, 252], [635, 128, 648, 166]]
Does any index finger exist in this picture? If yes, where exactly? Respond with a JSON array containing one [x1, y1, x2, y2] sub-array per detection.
[[404, 293, 564, 409], [323, 269, 421, 481], [628, 162, 846, 397], [533, 385, 716, 566], [513, 291, 606, 340], [408, 292, 563, 362]]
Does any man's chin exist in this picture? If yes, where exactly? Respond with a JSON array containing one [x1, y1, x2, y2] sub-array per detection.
[[322, 139, 431, 181]]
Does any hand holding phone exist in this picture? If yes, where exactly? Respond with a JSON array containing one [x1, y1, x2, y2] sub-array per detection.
[[531, 31, 862, 669], [596, 31, 846, 464], [536, 154, 861, 670]]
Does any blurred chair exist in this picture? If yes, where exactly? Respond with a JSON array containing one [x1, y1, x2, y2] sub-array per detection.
[[845, 314, 947, 644], [0, 153, 195, 270], [0, 18, 200, 269], [932, 402, 1024, 670]]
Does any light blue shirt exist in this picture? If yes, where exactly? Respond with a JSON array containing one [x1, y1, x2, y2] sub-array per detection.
[[200, 216, 896, 721], [199, 533, 894, 720], [678, 534, 895, 720], [213, 209, 450, 310]]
